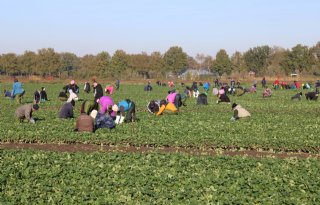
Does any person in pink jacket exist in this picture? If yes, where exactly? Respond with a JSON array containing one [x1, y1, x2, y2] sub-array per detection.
[[98, 96, 117, 118], [166, 92, 177, 104]]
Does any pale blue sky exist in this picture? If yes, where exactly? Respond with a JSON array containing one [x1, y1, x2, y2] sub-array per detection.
[[0, 0, 319, 57]]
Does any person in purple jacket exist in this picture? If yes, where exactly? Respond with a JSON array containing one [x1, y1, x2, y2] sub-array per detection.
[[98, 96, 118, 119]]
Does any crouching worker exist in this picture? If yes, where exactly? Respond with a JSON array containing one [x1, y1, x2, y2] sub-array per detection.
[[167, 91, 184, 109], [115, 99, 136, 124], [81, 100, 99, 115], [231, 103, 251, 121], [291, 92, 303, 101], [147, 100, 160, 114], [197, 93, 208, 105], [15, 103, 39, 123], [95, 112, 116, 129], [156, 100, 178, 116], [59, 100, 75, 119], [217, 94, 231, 104], [75, 109, 94, 133], [305, 91, 318, 101], [58, 90, 68, 101]]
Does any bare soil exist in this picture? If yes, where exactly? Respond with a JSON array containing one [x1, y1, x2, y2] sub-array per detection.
[[1, 143, 319, 159]]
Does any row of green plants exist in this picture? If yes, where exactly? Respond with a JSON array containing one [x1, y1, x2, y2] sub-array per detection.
[[1, 83, 319, 152], [1, 149, 319, 204]]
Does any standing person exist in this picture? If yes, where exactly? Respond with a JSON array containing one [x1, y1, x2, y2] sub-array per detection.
[[34, 89, 41, 104], [75, 110, 94, 133], [115, 79, 120, 90], [93, 81, 103, 102], [40, 87, 48, 102], [59, 100, 75, 119], [12, 78, 25, 104], [115, 99, 136, 124], [84, 82, 91, 94], [230, 78, 235, 88], [261, 77, 267, 88], [15, 103, 39, 123], [230, 103, 251, 120]]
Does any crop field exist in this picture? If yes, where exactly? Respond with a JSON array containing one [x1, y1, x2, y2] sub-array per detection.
[[1, 82, 320, 203]]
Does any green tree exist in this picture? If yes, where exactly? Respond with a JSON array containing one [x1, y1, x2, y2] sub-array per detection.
[[280, 44, 313, 74], [150, 51, 164, 78], [212, 49, 232, 75], [110, 50, 129, 78], [95, 51, 111, 77], [163, 46, 188, 74], [0, 53, 18, 75], [243, 45, 271, 75], [36, 48, 60, 76], [230, 51, 246, 74], [58, 52, 79, 77], [18, 51, 37, 75]]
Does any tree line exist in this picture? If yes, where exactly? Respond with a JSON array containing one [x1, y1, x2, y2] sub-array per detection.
[[0, 42, 319, 79]]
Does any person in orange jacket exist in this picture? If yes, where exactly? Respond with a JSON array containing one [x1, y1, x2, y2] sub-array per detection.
[[156, 100, 178, 116]]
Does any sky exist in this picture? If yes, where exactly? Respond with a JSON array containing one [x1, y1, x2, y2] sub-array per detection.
[[0, 0, 319, 58]]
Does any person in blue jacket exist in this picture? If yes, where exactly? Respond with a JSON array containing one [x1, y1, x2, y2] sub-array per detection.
[[115, 99, 136, 124], [203, 82, 210, 92], [12, 78, 25, 104]]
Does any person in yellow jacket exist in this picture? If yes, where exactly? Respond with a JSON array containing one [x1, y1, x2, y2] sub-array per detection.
[[156, 100, 178, 116]]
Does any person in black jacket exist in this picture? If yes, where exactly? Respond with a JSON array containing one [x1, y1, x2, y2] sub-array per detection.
[[93, 81, 103, 102], [84, 82, 91, 93], [40, 87, 48, 102], [59, 100, 75, 119]]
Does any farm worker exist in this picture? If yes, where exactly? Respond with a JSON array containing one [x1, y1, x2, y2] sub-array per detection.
[[98, 96, 117, 118], [59, 100, 75, 119], [93, 81, 103, 102], [115, 79, 120, 90], [156, 100, 178, 116], [261, 77, 267, 88], [263, 87, 272, 98], [115, 99, 136, 124], [230, 103, 251, 121], [67, 89, 79, 102], [217, 89, 230, 103], [167, 90, 184, 109], [34, 89, 41, 104], [12, 78, 25, 104], [305, 91, 318, 101], [40, 87, 48, 102], [81, 100, 99, 115], [105, 85, 114, 94], [147, 100, 161, 114], [58, 90, 68, 101], [75, 109, 94, 133], [291, 92, 303, 101], [64, 80, 79, 94], [95, 112, 116, 129], [84, 82, 91, 93], [203, 82, 210, 92], [4, 89, 12, 98], [15, 103, 39, 123], [197, 93, 208, 105]]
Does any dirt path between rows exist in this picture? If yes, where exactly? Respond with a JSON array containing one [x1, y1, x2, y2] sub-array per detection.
[[1, 143, 319, 159]]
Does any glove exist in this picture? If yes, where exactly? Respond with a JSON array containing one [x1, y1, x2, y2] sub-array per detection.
[[29, 118, 35, 124], [230, 116, 236, 121]]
